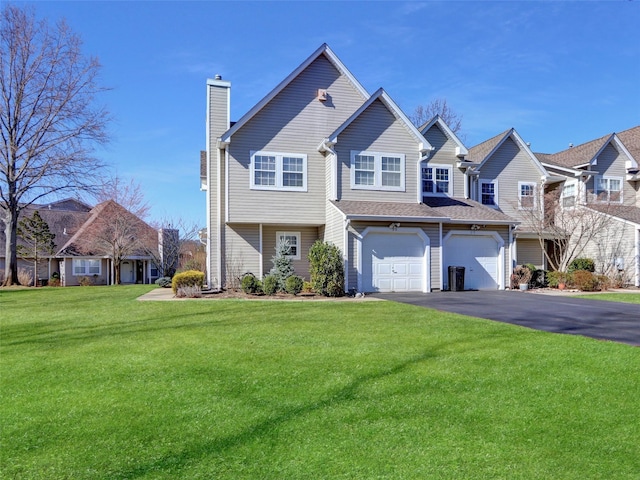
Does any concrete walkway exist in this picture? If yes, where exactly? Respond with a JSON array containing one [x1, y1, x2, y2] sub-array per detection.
[[373, 290, 640, 347]]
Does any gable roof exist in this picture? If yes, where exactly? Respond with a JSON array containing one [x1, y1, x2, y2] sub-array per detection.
[[539, 127, 639, 172], [419, 115, 468, 157], [616, 125, 640, 167], [220, 44, 370, 143], [468, 128, 547, 176], [326, 88, 433, 153], [57, 200, 156, 256]]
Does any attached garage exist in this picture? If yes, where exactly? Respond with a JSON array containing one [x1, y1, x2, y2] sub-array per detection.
[[443, 231, 504, 290], [359, 228, 430, 293]]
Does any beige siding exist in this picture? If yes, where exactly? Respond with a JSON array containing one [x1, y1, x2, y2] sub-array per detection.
[[517, 238, 545, 268], [578, 217, 638, 284], [226, 55, 366, 224], [337, 100, 422, 203], [585, 144, 636, 206], [477, 137, 542, 225], [224, 224, 261, 285], [423, 125, 466, 198], [261, 225, 320, 281], [324, 203, 345, 247]]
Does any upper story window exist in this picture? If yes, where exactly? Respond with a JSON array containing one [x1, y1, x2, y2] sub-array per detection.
[[595, 176, 622, 203], [562, 182, 577, 207], [422, 164, 451, 196], [480, 180, 497, 208], [276, 231, 301, 260], [73, 259, 101, 276], [518, 182, 536, 210], [350, 151, 405, 191], [250, 151, 307, 191]]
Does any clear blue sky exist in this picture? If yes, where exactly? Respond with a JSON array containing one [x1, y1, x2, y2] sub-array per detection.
[[23, 1, 640, 228]]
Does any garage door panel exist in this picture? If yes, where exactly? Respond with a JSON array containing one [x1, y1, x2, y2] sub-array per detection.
[[363, 232, 426, 293], [444, 235, 499, 290]]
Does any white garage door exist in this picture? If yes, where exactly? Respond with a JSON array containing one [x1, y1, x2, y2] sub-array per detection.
[[444, 234, 499, 290], [363, 232, 425, 292]]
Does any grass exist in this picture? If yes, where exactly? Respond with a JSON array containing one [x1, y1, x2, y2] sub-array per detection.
[[1, 285, 639, 479], [573, 292, 640, 304]]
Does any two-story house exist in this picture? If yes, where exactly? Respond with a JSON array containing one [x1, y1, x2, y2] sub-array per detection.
[[538, 127, 640, 286], [203, 44, 517, 293]]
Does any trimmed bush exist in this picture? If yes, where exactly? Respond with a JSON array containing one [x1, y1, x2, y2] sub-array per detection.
[[546, 270, 572, 288], [262, 274, 278, 295], [172, 270, 204, 294], [155, 277, 172, 288], [572, 270, 599, 291], [568, 258, 595, 273], [241, 274, 262, 294], [285, 275, 304, 295], [308, 240, 344, 297]]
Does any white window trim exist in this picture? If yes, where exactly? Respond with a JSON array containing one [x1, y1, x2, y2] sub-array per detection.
[[350, 150, 405, 191], [561, 180, 578, 208], [479, 179, 498, 208], [421, 163, 453, 197], [72, 258, 101, 276], [250, 151, 307, 192], [276, 231, 301, 260], [518, 181, 537, 210], [595, 175, 623, 203]]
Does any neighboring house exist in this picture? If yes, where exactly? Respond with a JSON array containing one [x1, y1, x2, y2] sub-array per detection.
[[466, 128, 559, 269], [537, 126, 640, 286], [0, 198, 176, 286], [204, 44, 518, 293]]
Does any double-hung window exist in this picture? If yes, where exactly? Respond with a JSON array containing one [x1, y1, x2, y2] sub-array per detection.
[[276, 231, 301, 260], [595, 176, 622, 203], [250, 151, 307, 191], [480, 180, 497, 207], [73, 259, 101, 276], [562, 182, 577, 207], [422, 164, 451, 196], [351, 151, 405, 191], [518, 182, 536, 210]]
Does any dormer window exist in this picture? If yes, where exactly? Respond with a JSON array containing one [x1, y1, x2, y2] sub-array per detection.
[[595, 176, 622, 203], [422, 164, 451, 197]]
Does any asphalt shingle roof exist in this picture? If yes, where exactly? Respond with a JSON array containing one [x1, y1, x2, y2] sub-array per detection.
[[331, 198, 516, 224]]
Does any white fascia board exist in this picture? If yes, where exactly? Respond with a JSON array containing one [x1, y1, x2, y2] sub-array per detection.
[[509, 129, 549, 177], [328, 88, 434, 153], [420, 115, 468, 157], [220, 44, 369, 143], [475, 129, 513, 171], [588, 133, 616, 166], [611, 134, 639, 170], [345, 214, 449, 223]]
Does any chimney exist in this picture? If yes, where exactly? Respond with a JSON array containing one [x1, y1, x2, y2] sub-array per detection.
[[207, 74, 231, 141]]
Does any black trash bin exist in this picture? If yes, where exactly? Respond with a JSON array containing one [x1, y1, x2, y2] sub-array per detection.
[[448, 266, 465, 291]]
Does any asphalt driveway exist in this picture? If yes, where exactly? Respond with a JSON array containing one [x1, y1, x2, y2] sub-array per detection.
[[374, 291, 640, 346]]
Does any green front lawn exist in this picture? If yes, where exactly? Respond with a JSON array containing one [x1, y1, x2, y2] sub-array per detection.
[[1, 286, 638, 479], [573, 292, 640, 304]]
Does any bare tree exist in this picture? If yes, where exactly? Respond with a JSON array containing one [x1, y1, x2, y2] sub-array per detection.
[[0, 5, 109, 285], [96, 175, 150, 220], [520, 188, 625, 273], [76, 200, 156, 284], [147, 216, 202, 277], [410, 98, 463, 135]]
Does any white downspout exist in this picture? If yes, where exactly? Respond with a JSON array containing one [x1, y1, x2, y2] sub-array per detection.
[[344, 218, 350, 293]]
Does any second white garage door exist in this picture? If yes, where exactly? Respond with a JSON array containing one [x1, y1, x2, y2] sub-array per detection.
[[444, 234, 500, 290], [362, 232, 426, 292]]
